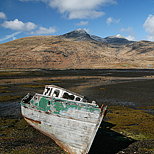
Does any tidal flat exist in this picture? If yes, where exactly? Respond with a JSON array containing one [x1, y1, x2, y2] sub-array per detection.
[[0, 69, 154, 154]]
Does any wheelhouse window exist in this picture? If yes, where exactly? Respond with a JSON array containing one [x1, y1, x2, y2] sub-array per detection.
[[62, 92, 75, 100], [48, 101, 50, 105], [75, 97, 81, 101], [53, 89, 60, 97]]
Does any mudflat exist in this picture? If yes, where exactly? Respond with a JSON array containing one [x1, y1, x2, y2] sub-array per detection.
[[0, 69, 154, 154]]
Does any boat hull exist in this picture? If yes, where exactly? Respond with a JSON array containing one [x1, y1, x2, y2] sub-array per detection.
[[21, 103, 106, 154]]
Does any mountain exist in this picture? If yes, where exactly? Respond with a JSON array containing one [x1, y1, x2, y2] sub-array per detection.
[[90, 35, 107, 42], [104, 34, 134, 45], [62, 28, 92, 41], [62, 28, 134, 45], [0, 29, 153, 69]]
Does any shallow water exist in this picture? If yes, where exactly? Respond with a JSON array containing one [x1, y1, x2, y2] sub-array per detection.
[[0, 101, 21, 117], [97, 98, 136, 107]]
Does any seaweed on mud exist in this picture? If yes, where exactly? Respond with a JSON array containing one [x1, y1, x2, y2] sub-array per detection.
[[105, 106, 154, 140], [0, 117, 67, 154], [0, 86, 12, 93], [0, 95, 22, 102], [34, 80, 61, 83], [0, 86, 8, 90], [20, 84, 45, 88]]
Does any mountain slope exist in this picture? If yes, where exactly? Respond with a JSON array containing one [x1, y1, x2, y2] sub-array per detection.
[[90, 35, 107, 42], [62, 29, 134, 44], [0, 30, 153, 69], [104, 34, 134, 45]]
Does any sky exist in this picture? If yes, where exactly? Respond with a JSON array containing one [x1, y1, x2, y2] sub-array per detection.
[[0, 0, 154, 44]]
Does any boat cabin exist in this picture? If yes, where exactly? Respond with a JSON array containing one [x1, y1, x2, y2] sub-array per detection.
[[43, 85, 87, 102]]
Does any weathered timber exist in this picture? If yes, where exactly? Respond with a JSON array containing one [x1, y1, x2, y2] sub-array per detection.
[[21, 85, 107, 154]]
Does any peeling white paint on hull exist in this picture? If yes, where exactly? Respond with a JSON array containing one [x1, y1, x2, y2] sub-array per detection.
[[21, 85, 107, 154]]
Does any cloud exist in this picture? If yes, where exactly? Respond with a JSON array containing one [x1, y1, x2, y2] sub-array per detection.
[[69, 10, 105, 19], [120, 27, 136, 41], [83, 28, 90, 33], [20, 0, 117, 19], [125, 35, 136, 41], [0, 31, 22, 43], [120, 27, 134, 34], [106, 17, 120, 25], [143, 14, 154, 41], [75, 21, 88, 26], [145, 35, 154, 41], [0, 12, 6, 19], [106, 17, 112, 25], [1, 19, 37, 31], [12, 36, 17, 40], [31, 26, 57, 34]]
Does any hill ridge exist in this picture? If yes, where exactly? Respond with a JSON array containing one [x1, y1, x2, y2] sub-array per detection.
[[0, 30, 153, 69]]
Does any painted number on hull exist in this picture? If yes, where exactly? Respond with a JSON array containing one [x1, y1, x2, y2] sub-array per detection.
[[44, 88, 52, 96]]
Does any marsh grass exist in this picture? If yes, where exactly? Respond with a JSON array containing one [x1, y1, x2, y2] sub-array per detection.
[[138, 147, 154, 153], [34, 80, 61, 83], [105, 106, 154, 140], [137, 106, 154, 110], [0, 71, 42, 77], [0, 90, 12, 93], [0, 117, 68, 154], [20, 84, 45, 88], [1, 146, 68, 154], [0, 86, 8, 90], [0, 71, 28, 76], [8, 148, 37, 154], [0, 95, 22, 102], [0, 86, 12, 93], [0, 118, 37, 140]]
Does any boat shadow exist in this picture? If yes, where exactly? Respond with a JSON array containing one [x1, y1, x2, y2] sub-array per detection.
[[89, 121, 135, 154]]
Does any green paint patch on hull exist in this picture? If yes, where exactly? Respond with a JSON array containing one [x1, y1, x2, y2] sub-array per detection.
[[25, 94, 101, 116], [32, 95, 101, 115]]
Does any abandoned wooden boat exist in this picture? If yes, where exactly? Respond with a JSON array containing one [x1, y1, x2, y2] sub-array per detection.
[[21, 85, 107, 154]]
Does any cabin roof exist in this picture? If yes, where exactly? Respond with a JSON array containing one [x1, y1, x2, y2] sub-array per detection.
[[44, 85, 84, 98]]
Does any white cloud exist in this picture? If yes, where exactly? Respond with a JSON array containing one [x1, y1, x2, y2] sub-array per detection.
[[0, 12, 6, 19], [143, 14, 154, 41], [1, 19, 37, 31], [0, 31, 22, 43], [106, 17, 112, 25], [145, 35, 154, 41], [20, 0, 117, 19], [106, 17, 120, 25], [120, 27, 134, 34], [31, 26, 57, 34], [69, 10, 105, 19], [83, 28, 90, 33], [125, 35, 136, 41], [120, 27, 136, 41], [75, 21, 88, 26], [12, 36, 17, 40]]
